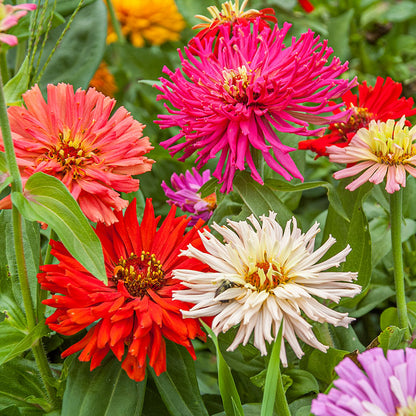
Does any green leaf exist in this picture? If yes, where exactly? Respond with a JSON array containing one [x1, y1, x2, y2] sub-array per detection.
[[151, 340, 209, 416], [349, 285, 395, 318], [233, 171, 293, 225], [199, 178, 219, 199], [261, 323, 287, 416], [327, 9, 354, 61], [265, 178, 349, 222], [62, 356, 146, 416], [11, 172, 106, 282], [202, 322, 243, 416], [38, 0, 107, 90], [378, 326, 406, 353], [284, 369, 319, 402], [4, 57, 30, 106]]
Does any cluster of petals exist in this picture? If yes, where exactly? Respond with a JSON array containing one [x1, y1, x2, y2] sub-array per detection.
[[298, 77, 416, 157], [0, 0, 36, 46], [38, 199, 210, 382], [0, 83, 154, 225], [312, 348, 416, 416], [156, 20, 356, 192], [162, 168, 216, 226], [328, 117, 416, 193], [107, 0, 185, 47], [173, 212, 360, 364], [192, 0, 276, 47]]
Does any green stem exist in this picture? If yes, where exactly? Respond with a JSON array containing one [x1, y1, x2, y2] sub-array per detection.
[[390, 189, 410, 339], [0, 50, 9, 85], [105, 0, 125, 44], [0, 63, 57, 406]]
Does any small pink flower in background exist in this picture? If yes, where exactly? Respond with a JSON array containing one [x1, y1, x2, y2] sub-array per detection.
[[0, 0, 36, 46], [328, 117, 416, 193], [312, 348, 416, 416], [0, 83, 154, 225], [162, 168, 216, 226], [156, 21, 356, 192]]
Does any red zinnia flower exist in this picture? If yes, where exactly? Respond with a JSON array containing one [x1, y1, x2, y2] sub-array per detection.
[[298, 77, 416, 157], [38, 200, 209, 382], [0, 83, 154, 225]]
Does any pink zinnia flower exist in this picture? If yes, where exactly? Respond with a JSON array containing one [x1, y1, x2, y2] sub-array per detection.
[[312, 348, 416, 416], [0, 0, 36, 46], [155, 21, 356, 192], [328, 117, 416, 193], [0, 83, 154, 224], [161, 168, 216, 226]]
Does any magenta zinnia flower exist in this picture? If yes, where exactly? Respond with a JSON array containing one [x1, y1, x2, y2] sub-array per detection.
[[328, 117, 416, 193], [156, 20, 356, 192], [0, 0, 36, 46], [312, 348, 416, 416], [0, 84, 154, 224], [161, 168, 216, 226]]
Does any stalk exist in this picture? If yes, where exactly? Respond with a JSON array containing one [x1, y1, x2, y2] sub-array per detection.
[[105, 0, 125, 43]]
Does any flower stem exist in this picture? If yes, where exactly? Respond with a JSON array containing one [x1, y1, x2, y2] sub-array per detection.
[[0, 49, 9, 85], [105, 0, 125, 44], [390, 189, 410, 339], [0, 63, 57, 407]]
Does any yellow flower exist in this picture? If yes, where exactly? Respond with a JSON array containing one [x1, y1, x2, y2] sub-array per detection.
[[107, 0, 186, 47], [89, 62, 118, 98]]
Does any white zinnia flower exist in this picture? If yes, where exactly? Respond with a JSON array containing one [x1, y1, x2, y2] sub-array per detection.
[[173, 212, 361, 364]]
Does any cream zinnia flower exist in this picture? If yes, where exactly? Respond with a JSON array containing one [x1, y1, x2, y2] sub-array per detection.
[[173, 213, 360, 364]]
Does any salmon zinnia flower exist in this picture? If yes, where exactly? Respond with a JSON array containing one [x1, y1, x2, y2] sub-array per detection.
[[107, 0, 185, 47], [174, 213, 360, 364], [298, 77, 416, 157], [0, 83, 154, 225], [156, 21, 356, 192], [38, 200, 209, 382], [328, 117, 416, 193]]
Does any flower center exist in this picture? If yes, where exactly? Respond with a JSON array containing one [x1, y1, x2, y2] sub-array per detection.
[[199, 1, 262, 25], [245, 260, 289, 291], [112, 251, 165, 298], [42, 127, 98, 178], [222, 66, 251, 103], [396, 397, 416, 416], [202, 192, 217, 210], [332, 106, 372, 142]]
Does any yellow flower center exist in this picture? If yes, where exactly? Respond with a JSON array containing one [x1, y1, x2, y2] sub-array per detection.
[[112, 251, 165, 298], [396, 397, 416, 416], [202, 192, 217, 210], [245, 260, 289, 291], [222, 66, 251, 102], [363, 119, 416, 166]]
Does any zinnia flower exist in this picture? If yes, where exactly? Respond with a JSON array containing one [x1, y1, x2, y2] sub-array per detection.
[[311, 348, 416, 416], [192, 0, 276, 46], [156, 21, 356, 192], [328, 117, 416, 193], [0, 0, 36, 46], [173, 213, 360, 364], [107, 0, 186, 47], [38, 199, 209, 382], [161, 168, 216, 226], [298, 0, 314, 13], [0, 83, 154, 225], [89, 62, 118, 97], [298, 77, 416, 157]]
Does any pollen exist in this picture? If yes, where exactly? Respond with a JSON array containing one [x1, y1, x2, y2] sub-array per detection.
[[245, 260, 290, 291], [112, 251, 165, 298], [222, 66, 251, 102], [333, 106, 373, 142]]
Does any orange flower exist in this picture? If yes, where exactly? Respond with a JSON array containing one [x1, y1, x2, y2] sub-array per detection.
[[89, 62, 118, 98], [107, 0, 185, 47], [0, 83, 154, 224], [38, 200, 209, 382]]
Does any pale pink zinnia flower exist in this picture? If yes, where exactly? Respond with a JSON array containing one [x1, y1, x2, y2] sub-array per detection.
[[0, 0, 36, 46], [0, 83, 154, 224], [328, 117, 416, 193], [156, 20, 356, 192], [173, 213, 360, 364]]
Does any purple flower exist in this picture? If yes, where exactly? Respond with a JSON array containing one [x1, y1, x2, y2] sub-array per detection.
[[155, 20, 356, 192], [161, 168, 216, 226], [311, 347, 416, 416]]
